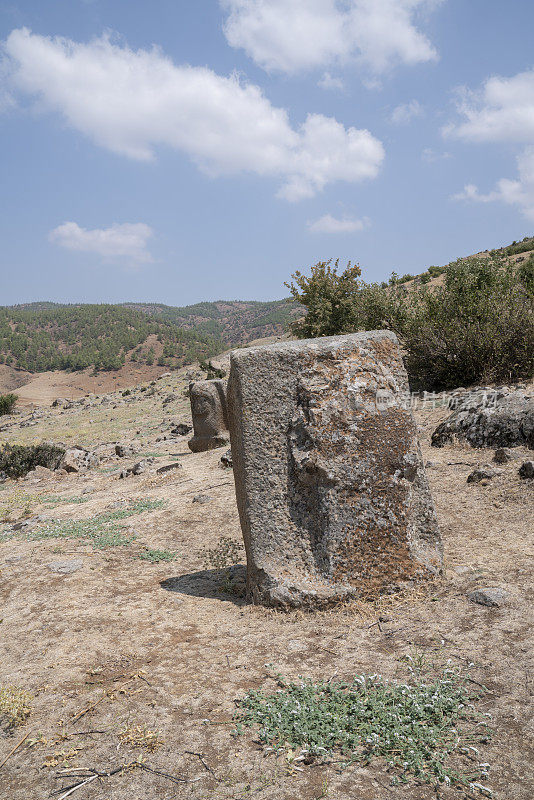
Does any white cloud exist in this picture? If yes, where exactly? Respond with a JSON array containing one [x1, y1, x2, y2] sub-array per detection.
[[447, 69, 534, 221], [221, 0, 440, 77], [421, 147, 451, 163], [452, 149, 534, 222], [445, 68, 534, 144], [308, 213, 370, 233], [2, 28, 384, 200], [49, 222, 154, 263], [318, 71, 345, 91], [390, 99, 424, 124]]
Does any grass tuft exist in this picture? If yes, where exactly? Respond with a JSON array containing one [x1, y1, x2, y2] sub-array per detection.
[[0, 685, 33, 730]]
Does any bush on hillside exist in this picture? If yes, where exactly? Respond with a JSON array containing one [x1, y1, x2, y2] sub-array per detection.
[[286, 255, 534, 391], [284, 259, 363, 339], [0, 394, 17, 415], [0, 443, 65, 479]]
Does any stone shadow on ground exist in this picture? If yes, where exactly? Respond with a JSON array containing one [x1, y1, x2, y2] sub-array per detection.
[[160, 564, 247, 605]]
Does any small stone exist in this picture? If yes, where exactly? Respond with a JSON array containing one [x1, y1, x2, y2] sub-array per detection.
[[468, 587, 508, 607], [493, 448, 514, 464], [519, 460, 534, 479], [467, 466, 497, 483], [156, 462, 183, 475], [171, 423, 192, 436], [220, 449, 233, 468], [115, 443, 138, 458], [47, 560, 84, 575], [192, 494, 213, 504]]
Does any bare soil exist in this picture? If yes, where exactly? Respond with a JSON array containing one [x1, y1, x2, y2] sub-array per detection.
[[0, 373, 532, 800]]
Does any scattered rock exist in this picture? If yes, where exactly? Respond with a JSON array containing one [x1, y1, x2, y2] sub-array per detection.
[[493, 447, 514, 464], [51, 398, 67, 407], [170, 423, 192, 436], [467, 466, 499, 483], [220, 449, 233, 468], [519, 460, 534, 479], [47, 560, 84, 575], [156, 462, 183, 475], [132, 459, 148, 475], [432, 390, 534, 449], [192, 494, 212, 504], [468, 587, 508, 607], [115, 443, 138, 458], [60, 447, 100, 473]]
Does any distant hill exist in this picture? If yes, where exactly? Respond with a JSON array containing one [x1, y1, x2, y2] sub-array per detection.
[[0, 298, 299, 374], [123, 299, 299, 345]]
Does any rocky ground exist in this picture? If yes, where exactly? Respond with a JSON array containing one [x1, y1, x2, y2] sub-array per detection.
[[0, 369, 532, 800]]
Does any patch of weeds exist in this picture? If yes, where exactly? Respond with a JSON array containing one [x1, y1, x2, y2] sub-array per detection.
[[200, 536, 243, 570], [0, 489, 40, 522], [200, 536, 244, 593], [119, 724, 163, 751], [6, 500, 165, 550], [40, 495, 89, 508], [0, 685, 32, 731], [233, 668, 492, 793], [138, 548, 179, 563]]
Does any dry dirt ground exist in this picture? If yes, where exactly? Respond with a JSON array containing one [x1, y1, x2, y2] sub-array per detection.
[[0, 370, 532, 800]]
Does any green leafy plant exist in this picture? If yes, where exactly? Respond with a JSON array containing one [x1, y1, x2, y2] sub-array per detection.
[[0, 393, 17, 415], [234, 668, 492, 791], [285, 259, 362, 339]]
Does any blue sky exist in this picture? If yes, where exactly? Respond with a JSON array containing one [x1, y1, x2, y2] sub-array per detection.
[[1, 0, 533, 305]]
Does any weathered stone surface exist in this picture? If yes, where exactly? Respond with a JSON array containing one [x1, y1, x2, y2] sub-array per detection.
[[467, 466, 499, 483], [432, 391, 534, 449], [47, 560, 84, 575], [519, 460, 534, 479], [220, 449, 233, 468], [493, 447, 514, 464], [60, 447, 100, 473], [188, 380, 229, 452], [227, 331, 442, 608], [115, 443, 138, 458], [468, 587, 508, 607], [171, 423, 192, 436]]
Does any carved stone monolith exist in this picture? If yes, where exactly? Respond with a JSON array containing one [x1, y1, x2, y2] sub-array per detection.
[[188, 380, 229, 452], [227, 331, 442, 608]]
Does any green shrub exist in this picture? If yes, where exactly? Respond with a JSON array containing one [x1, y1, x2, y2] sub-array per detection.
[[0, 393, 17, 415], [505, 237, 534, 256], [284, 259, 362, 339], [286, 255, 534, 391], [0, 443, 65, 479]]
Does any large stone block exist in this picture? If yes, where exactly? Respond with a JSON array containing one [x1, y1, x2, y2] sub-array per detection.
[[188, 380, 229, 452], [227, 331, 442, 608]]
